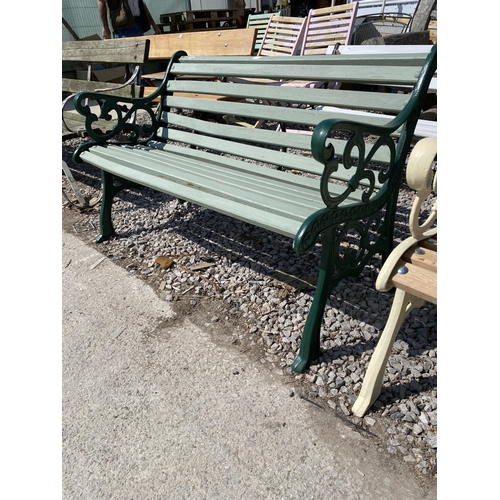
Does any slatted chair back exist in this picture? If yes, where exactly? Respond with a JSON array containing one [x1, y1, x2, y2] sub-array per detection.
[[300, 2, 359, 56], [257, 15, 307, 57], [247, 11, 282, 54]]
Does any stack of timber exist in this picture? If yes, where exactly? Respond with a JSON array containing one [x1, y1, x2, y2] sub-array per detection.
[[159, 9, 237, 33]]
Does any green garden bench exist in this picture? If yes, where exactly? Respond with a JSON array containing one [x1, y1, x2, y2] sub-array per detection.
[[71, 45, 437, 373]]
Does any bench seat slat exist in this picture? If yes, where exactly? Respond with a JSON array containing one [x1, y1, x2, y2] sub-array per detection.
[[114, 146, 328, 213], [402, 246, 437, 273], [161, 126, 386, 193], [81, 142, 365, 216], [389, 257, 437, 305]]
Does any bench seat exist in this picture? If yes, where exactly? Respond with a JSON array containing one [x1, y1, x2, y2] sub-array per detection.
[[72, 47, 437, 372], [80, 140, 371, 239]]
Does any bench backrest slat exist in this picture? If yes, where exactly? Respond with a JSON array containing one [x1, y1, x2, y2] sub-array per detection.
[[62, 77, 136, 98], [167, 79, 410, 114], [168, 59, 425, 85], [62, 39, 150, 64], [163, 112, 392, 171]]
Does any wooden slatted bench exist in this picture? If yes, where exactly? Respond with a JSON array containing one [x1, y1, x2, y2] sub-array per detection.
[[62, 39, 150, 137], [71, 46, 437, 372], [352, 136, 437, 417], [62, 38, 150, 206]]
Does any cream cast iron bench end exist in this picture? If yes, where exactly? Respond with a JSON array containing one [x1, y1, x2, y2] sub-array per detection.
[[352, 136, 437, 417]]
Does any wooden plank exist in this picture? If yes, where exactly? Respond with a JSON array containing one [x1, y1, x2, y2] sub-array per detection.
[[62, 111, 118, 135], [390, 259, 437, 304], [401, 246, 437, 273], [169, 61, 423, 86], [125, 29, 257, 59], [166, 79, 410, 114], [62, 78, 136, 97], [62, 39, 150, 64]]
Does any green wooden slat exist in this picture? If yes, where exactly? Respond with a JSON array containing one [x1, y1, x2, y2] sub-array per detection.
[[174, 53, 429, 66], [161, 112, 392, 168], [170, 62, 421, 85], [81, 143, 366, 236], [151, 135, 385, 192], [166, 79, 410, 114], [164, 127, 321, 175], [79, 147, 315, 238], [166, 96, 397, 130], [95, 145, 325, 216]]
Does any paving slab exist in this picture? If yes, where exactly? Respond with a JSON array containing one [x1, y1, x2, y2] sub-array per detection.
[[62, 231, 437, 499]]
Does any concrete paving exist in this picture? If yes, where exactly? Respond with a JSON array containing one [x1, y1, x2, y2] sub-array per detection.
[[62, 230, 437, 499]]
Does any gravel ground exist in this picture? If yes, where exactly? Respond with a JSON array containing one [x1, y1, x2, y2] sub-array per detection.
[[62, 127, 437, 484]]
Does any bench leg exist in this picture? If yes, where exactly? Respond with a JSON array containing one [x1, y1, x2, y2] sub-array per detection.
[[96, 170, 117, 243], [351, 289, 426, 417], [292, 230, 339, 373]]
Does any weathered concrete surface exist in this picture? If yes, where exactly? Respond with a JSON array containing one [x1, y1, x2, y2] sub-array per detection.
[[62, 231, 437, 499]]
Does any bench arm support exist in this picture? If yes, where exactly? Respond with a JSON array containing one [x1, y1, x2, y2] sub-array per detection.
[[72, 51, 188, 163]]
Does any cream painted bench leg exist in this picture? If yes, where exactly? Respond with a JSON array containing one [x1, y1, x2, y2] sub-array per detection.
[[352, 289, 425, 417]]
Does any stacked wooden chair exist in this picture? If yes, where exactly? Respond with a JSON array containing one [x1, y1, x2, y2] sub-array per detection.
[[257, 15, 307, 56], [246, 11, 282, 54], [300, 3, 359, 56]]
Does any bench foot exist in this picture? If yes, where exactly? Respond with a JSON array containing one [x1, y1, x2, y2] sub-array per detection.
[[352, 288, 425, 417], [292, 230, 338, 373], [96, 170, 121, 243]]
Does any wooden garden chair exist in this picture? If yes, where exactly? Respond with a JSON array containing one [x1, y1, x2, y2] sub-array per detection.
[[300, 3, 359, 56], [246, 11, 282, 55]]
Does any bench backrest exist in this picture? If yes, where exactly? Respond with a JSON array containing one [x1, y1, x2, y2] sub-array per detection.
[[62, 39, 150, 97], [126, 29, 257, 59], [139, 49, 436, 227], [257, 16, 307, 56], [247, 11, 282, 53], [300, 3, 358, 55]]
